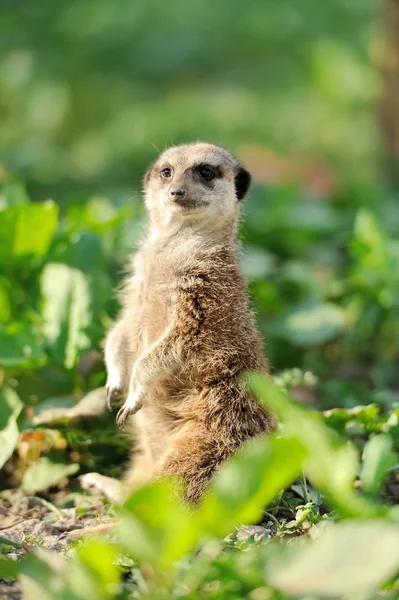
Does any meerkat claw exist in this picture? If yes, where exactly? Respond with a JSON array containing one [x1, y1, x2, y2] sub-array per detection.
[[116, 395, 143, 429], [116, 406, 129, 429], [106, 386, 122, 411]]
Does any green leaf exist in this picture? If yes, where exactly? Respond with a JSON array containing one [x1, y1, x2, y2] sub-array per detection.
[[248, 373, 387, 518], [282, 302, 347, 345], [0, 387, 22, 469], [119, 481, 195, 569], [67, 197, 132, 235], [0, 176, 30, 208], [41, 263, 91, 369], [0, 327, 47, 367], [33, 396, 76, 422], [21, 544, 119, 599], [267, 520, 399, 597], [20, 551, 67, 600], [353, 209, 388, 271], [50, 232, 105, 274], [360, 434, 396, 496], [119, 434, 306, 570], [0, 277, 11, 322], [0, 557, 20, 580], [0, 201, 58, 262], [33, 388, 107, 424], [197, 435, 306, 537], [21, 457, 79, 493], [74, 539, 121, 598]]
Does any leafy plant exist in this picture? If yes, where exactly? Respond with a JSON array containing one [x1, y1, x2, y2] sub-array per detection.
[[4, 375, 398, 600]]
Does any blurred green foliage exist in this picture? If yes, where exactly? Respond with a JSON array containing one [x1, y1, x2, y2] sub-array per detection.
[[1, 0, 380, 202], [4, 377, 399, 599], [1, 171, 398, 455]]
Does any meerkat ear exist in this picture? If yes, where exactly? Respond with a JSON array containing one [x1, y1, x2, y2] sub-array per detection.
[[234, 166, 251, 201]]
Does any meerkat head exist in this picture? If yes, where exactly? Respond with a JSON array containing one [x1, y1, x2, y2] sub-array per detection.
[[143, 142, 251, 234]]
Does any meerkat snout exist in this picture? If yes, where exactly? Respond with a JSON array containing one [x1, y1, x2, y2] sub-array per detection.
[[168, 186, 187, 203], [143, 142, 251, 230]]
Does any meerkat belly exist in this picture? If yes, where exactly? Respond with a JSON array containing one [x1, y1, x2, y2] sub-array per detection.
[[189, 288, 265, 381], [138, 260, 176, 349], [138, 295, 169, 350]]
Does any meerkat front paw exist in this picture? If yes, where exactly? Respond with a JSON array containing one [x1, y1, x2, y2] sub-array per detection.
[[106, 385, 123, 411], [105, 371, 126, 411], [116, 387, 144, 429]]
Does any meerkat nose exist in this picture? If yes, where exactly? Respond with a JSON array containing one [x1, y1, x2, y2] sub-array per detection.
[[169, 187, 187, 202]]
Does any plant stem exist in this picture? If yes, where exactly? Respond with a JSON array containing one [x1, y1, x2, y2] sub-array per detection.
[[300, 472, 310, 504], [0, 535, 23, 549]]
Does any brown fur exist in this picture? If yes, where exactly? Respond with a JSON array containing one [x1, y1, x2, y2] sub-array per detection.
[[88, 143, 276, 505]]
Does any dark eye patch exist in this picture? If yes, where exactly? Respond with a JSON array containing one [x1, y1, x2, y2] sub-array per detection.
[[193, 163, 221, 186]]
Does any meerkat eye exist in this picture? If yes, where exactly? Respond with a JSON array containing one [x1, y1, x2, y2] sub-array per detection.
[[198, 165, 215, 181], [160, 167, 172, 179]]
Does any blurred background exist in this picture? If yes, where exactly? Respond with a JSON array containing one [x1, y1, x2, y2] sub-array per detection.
[[1, 0, 399, 483], [0, 0, 386, 200]]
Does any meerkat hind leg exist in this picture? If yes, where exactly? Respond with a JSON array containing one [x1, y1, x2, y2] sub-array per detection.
[[79, 473, 125, 504], [80, 449, 156, 504], [123, 448, 157, 491]]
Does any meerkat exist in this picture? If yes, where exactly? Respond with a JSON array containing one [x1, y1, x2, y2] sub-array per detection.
[[80, 142, 276, 505]]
